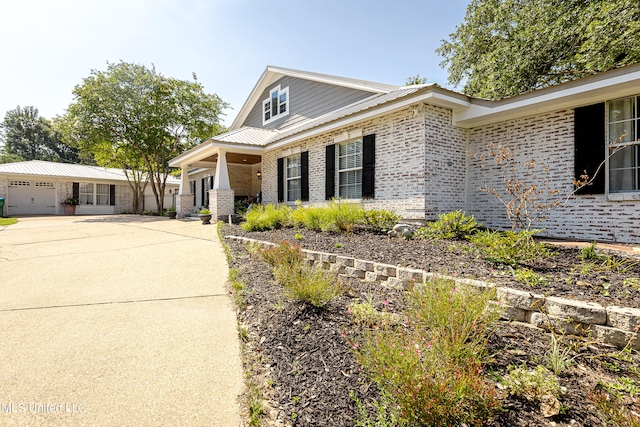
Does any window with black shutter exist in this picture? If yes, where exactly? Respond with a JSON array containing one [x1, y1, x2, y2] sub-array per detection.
[[277, 157, 285, 203], [325, 144, 335, 200], [574, 103, 605, 194], [362, 134, 375, 199]]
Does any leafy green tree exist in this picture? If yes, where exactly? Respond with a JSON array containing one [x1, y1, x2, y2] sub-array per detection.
[[0, 153, 24, 164], [62, 62, 228, 213], [405, 74, 428, 86], [437, 0, 640, 99], [0, 106, 83, 163]]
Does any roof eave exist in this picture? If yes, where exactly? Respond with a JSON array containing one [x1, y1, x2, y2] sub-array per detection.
[[453, 64, 640, 128], [266, 87, 470, 151], [169, 139, 265, 168], [229, 65, 400, 131]]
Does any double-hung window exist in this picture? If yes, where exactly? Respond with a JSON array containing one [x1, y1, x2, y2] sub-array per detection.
[[286, 154, 302, 202], [79, 183, 111, 205], [608, 96, 640, 192], [96, 184, 110, 205], [79, 183, 94, 205], [338, 139, 363, 199], [262, 85, 289, 125]]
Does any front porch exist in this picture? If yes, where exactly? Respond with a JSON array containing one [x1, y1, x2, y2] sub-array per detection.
[[171, 143, 265, 220]]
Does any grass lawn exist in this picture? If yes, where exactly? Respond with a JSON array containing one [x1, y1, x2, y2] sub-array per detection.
[[0, 218, 18, 226]]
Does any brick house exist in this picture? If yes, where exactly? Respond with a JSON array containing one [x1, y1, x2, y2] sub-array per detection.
[[0, 160, 179, 216], [169, 64, 640, 243]]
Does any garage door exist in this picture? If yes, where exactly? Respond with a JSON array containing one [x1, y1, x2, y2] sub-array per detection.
[[8, 180, 56, 215]]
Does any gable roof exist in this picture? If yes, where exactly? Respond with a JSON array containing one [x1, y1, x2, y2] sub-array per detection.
[[0, 160, 180, 184], [170, 63, 640, 168], [230, 65, 400, 131]]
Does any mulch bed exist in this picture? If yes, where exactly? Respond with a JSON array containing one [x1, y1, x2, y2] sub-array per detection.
[[222, 224, 640, 426], [224, 224, 640, 309]]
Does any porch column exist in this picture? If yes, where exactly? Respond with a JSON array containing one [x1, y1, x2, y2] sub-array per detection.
[[210, 149, 234, 220], [179, 166, 189, 194], [213, 149, 231, 190], [176, 166, 194, 218]]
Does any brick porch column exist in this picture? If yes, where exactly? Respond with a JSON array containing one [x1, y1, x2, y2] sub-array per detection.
[[176, 194, 195, 218], [209, 189, 234, 221]]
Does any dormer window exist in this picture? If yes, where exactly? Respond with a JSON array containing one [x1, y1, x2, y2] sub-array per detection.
[[262, 85, 289, 125]]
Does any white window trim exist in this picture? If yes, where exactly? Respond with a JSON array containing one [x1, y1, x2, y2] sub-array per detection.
[[605, 95, 640, 194], [285, 154, 302, 202], [79, 182, 111, 206], [262, 85, 289, 126], [337, 138, 363, 200], [96, 183, 110, 206]]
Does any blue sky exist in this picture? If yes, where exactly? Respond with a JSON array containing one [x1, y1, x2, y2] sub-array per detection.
[[0, 0, 470, 126]]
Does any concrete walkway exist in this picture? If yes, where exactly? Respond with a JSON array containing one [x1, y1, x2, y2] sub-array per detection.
[[0, 215, 243, 426]]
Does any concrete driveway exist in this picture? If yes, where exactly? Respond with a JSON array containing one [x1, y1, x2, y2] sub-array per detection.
[[0, 215, 243, 426]]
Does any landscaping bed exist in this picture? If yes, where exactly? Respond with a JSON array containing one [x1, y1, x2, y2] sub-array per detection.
[[223, 223, 640, 427], [224, 223, 640, 309]]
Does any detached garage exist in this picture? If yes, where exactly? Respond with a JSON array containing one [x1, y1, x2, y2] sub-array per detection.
[[0, 160, 179, 216], [8, 180, 57, 215]]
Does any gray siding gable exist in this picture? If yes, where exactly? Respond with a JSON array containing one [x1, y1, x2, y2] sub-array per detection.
[[242, 76, 380, 131]]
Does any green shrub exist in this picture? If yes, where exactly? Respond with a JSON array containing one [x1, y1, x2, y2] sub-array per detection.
[[501, 365, 562, 402], [290, 204, 325, 230], [274, 263, 341, 307], [580, 241, 604, 261], [469, 229, 552, 266], [352, 277, 502, 426], [241, 204, 291, 231], [290, 200, 363, 232], [513, 267, 546, 287], [423, 210, 480, 240], [408, 277, 502, 365], [359, 209, 401, 233], [262, 241, 340, 307], [258, 240, 304, 267]]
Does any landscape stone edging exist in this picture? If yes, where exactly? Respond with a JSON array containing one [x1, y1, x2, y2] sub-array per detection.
[[225, 235, 640, 350]]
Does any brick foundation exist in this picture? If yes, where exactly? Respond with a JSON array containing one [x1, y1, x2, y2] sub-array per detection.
[[176, 194, 195, 218], [209, 189, 235, 220]]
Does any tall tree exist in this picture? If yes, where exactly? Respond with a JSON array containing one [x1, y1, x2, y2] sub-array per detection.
[[405, 75, 428, 86], [62, 62, 227, 213], [437, 0, 640, 99], [0, 106, 84, 163]]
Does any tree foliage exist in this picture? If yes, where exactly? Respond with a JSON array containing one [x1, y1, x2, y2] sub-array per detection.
[[405, 74, 428, 86], [437, 0, 640, 99], [61, 62, 228, 213], [0, 106, 85, 163]]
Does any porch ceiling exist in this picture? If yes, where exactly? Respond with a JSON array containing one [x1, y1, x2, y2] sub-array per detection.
[[200, 153, 262, 165]]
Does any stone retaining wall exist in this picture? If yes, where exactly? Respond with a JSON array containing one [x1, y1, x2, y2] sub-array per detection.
[[226, 235, 640, 350]]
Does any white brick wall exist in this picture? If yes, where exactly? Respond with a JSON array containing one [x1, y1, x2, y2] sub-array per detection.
[[467, 109, 640, 243], [262, 106, 431, 218], [185, 102, 640, 243], [423, 105, 468, 219]]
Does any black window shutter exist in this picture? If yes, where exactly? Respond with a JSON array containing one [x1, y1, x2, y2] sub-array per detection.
[[109, 185, 116, 206], [325, 144, 335, 200], [209, 176, 214, 190], [190, 181, 196, 206], [72, 182, 79, 200], [277, 157, 285, 203], [301, 151, 309, 201], [574, 103, 605, 194], [362, 134, 375, 199], [201, 178, 205, 206]]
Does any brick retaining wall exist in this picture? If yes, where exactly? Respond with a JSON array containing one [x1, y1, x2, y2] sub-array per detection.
[[226, 235, 639, 350]]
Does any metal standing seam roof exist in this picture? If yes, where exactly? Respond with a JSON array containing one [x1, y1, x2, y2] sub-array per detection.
[[211, 127, 279, 146], [0, 160, 180, 184]]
